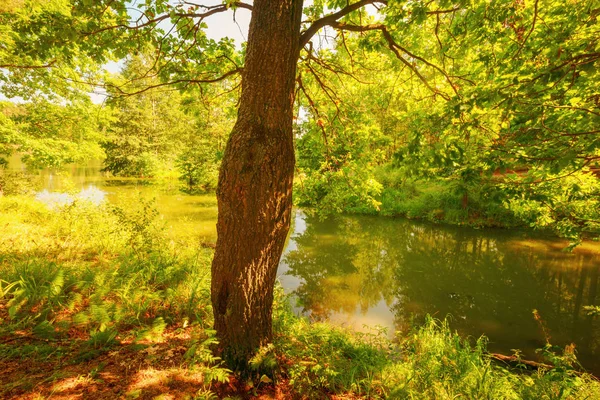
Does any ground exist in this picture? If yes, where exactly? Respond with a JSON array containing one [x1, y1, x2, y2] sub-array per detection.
[[0, 324, 294, 400]]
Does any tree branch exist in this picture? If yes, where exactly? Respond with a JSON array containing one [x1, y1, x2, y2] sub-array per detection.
[[426, 7, 461, 15], [82, 2, 252, 36], [326, 22, 455, 100], [301, 46, 372, 85], [512, 0, 539, 60], [104, 68, 242, 97], [297, 74, 332, 161], [299, 0, 387, 48], [0, 60, 56, 69]]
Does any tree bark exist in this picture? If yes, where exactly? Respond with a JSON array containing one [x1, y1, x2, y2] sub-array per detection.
[[211, 0, 304, 368]]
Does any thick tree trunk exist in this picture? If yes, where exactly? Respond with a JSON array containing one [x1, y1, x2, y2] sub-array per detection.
[[211, 0, 304, 368]]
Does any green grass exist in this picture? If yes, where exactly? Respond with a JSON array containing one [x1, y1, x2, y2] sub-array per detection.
[[1, 194, 599, 399]]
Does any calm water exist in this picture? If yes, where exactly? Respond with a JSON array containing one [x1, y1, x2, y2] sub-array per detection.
[[8, 159, 600, 374]]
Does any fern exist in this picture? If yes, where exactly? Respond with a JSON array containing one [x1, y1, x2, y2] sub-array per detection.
[[135, 316, 166, 341], [249, 343, 277, 374]]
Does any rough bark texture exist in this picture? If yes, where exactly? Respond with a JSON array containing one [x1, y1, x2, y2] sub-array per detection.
[[211, 0, 304, 368]]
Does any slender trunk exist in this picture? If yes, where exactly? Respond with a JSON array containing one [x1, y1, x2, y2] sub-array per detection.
[[211, 0, 304, 368]]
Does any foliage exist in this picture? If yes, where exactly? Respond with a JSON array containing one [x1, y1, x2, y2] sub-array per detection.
[[176, 144, 219, 193], [292, 0, 600, 242], [0, 98, 106, 169], [0, 194, 213, 339], [1, 0, 599, 386], [503, 170, 600, 243], [0, 0, 241, 99], [294, 44, 397, 217], [184, 329, 232, 385], [584, 306, 600, 317], [100, 53, 236, 182], [101, 55, 191, 178], [0, 0, 126, 99], [373, 167, 519, 227], [0, 169, 42, 196]]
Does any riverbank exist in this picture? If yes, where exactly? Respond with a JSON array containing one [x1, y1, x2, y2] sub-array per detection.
[[1, 195, 599, 399], [321, 165, 600, 246]]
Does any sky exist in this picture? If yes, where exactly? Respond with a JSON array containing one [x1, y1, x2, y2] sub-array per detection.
[[203, 2, 251, 44]]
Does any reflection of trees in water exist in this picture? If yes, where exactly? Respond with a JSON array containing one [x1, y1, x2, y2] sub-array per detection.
[[282, 214, 600, 372], [283, 217, 395, 320]]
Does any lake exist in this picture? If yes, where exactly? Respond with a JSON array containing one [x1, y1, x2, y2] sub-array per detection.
[[8, 159, 600, 374]]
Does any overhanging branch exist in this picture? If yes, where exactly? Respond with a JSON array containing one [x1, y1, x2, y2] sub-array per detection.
[[326, 22, 457, 100], [104, 68, 242, 97], [299, 0, 387, 48], [83, 2, 252, 36], [0, 60, 57, 70], [299, 1, 463, 48]]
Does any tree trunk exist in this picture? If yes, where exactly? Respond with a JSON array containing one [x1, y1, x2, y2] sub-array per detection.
[[211, 0, 304, 369]]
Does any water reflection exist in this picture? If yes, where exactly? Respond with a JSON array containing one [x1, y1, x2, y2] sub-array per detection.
[[35, 186, 106, 208], [279, 212, 600, 374]]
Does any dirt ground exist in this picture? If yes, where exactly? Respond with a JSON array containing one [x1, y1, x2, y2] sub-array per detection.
[[0, 327, 295, 400]]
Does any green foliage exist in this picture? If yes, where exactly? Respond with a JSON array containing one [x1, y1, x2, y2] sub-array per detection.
[[1, 194, 600, 398], [101, 55, 191, 178], [99, 53, 235, 182], [176, 144, 219, 194], [109, 197, 163, 249], [3, 0, 597, 240], [584, 306, 600, 317], [0, 99, 106, 170], [296, 165, 383, 217], [0, 169, 42, 195], [503, 170, 600, 241], [276, 319, 388, 397], [374, 168, 519, 227], [1, 0, 600, 395], [292, 0, 600, 243], [0, 194, 214, 343], [184, 330, 232, 385]]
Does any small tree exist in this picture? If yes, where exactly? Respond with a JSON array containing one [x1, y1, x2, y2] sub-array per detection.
[[176, 144, 219, 193]]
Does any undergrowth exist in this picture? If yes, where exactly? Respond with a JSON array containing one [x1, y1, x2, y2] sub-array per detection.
[[370, 166, 519, 228]]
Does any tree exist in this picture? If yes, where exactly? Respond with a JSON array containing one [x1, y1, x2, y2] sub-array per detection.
[[293, 0, 600, 239], [102, 55, 194, 177], [209, 0, 303, 367], [176, 81, 238, 193]]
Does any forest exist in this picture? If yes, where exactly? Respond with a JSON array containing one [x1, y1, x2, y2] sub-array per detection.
[[1, 0, 600, 398]]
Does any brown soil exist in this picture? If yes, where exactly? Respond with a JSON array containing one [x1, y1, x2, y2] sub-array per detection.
[[0, 327, 298, 400]]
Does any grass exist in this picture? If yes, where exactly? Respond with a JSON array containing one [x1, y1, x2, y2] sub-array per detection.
[[1, 194, 599, 399]]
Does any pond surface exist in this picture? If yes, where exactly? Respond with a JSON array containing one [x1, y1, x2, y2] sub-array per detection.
[[8, 159, 600, 374]]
